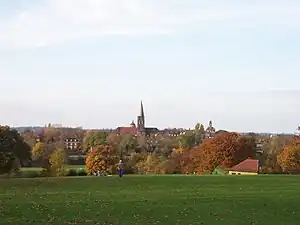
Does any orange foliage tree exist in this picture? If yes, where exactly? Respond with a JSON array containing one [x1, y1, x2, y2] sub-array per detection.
[[168, 148, 195, 174], [85, 145, 118, 175], [190, 132, 257, 173], [277, 146, 300, 173]]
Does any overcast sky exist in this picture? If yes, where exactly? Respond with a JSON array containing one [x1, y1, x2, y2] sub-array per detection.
[[0, 0, 299, 133]]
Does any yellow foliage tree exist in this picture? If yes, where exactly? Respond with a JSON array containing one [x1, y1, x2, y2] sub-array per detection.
[[136, 155, 164, 174], [277, 146, 300, 173], [32, 142, 46, 158], [49, 148, 67, 176]]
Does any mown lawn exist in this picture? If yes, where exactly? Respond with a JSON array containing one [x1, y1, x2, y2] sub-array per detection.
[[0, 175, 300, 224]]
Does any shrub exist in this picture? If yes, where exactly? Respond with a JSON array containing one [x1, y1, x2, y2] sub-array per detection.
[[40, 168, 52, 177], [77, 169, 87, 176], [21, 171, 42, 178], [66, 169, 78, 176]]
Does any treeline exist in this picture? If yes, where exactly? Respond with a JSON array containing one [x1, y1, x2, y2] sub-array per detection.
[[1, 124, 300, 177]]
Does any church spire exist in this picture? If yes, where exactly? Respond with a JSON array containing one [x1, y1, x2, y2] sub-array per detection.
[[137, 101, 145, 133], [140, 100, 145, 119]]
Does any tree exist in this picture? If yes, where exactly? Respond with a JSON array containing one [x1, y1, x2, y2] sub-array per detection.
[[166, 148, 196, 174], [194, 123, 205, 145], [117, 134, 138, 158], [136, 154, 164, 174], [190, 132, 257, 173], [83, 131, 108, 152], [85, 145, 118, 175], [136, 135, 158, 154], [31, 142, 54, 168], [126, 152, 147, 174], [260, 135, 292, 173], [154, 134, 178, 157], [32, 142, 47, 159], [277, 146, 300, 173], [20, 129, 36, 148], [178, 131, 195, 149], [0, 126, 31, 174], [49, 148, 67, 176]]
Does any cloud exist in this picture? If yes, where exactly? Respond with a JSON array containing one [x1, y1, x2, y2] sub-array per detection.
[[0, 0, 299, 49]]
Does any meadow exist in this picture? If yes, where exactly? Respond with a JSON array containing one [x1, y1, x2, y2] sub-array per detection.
[[0, 175, 300, 224]]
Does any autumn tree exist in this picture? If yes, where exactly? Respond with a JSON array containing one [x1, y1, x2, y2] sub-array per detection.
[[49, 148, 67, 176], [117, 134, 138, 157], [31, 142, 55, 168], [194, 123, 205, 145], [277, 145, 300, 173], [83, 131, 108, 152], [154, 133, 178, 157], [125, 152, 147, 173], [178, 131, 195, 149], [136, 135, 157, 154], [260, 135, 293, 173], [136, 154, 164, 174], [32, 142, 47, 159], [20, 129, 36, 148], [166, 148, 194, 174], [190, 132, 257, 173], [85, 145, 118, 175], [0, 126, 31, 174]]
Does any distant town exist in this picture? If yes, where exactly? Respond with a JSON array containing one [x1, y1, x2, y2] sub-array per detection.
[[12, 101, 299, 136], [1, 100, 300, 178]]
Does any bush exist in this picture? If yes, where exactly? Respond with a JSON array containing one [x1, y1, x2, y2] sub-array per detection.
[[77, 169, 87, 176], [21, 171, 42, 178], [40, 168, 51, 177], [66, 169, 78, 176]]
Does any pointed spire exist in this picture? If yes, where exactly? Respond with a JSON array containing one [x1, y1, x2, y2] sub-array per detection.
[[140, 100, 145, 119]]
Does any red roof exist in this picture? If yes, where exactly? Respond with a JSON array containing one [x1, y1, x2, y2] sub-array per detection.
[[230, 158, 259, 173], [117, 127, 137, 135]]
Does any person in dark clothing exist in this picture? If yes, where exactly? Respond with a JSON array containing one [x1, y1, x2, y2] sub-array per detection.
[[118, 160, 124, 177]]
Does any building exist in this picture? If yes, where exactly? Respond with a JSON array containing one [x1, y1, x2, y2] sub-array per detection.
[[229, 158, 259, 175], [65, 138, 80, 150], [116, 101, 159, 136], [205, 120, 216, 138]]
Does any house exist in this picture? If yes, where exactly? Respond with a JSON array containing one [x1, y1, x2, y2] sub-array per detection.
[[65, 138, 80, 150], [229, 158, 259, 175]]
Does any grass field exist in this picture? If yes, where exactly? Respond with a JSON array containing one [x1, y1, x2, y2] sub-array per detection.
[[1, 175, 300, 224]]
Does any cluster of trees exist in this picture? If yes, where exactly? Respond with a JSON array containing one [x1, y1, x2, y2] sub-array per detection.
[[261, 135, 300, 173], [84, 131, 260, 175], [31, 142, 67, 176], [0, 126, 31, 174], [84, 130, 300, 175], [1, 123, 300, 176], [0, 125, 73, 176]]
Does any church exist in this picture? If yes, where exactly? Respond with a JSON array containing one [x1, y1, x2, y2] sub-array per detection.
[[116, 101, 159, 135]]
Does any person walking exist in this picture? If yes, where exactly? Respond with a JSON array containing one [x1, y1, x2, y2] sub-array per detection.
[[118, 160, 124, 178]]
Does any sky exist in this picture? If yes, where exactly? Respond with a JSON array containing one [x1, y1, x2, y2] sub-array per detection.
[[0, 0, 299, 133]]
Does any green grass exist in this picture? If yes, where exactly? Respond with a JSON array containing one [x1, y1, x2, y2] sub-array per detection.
[[1, 176, 300, 224]]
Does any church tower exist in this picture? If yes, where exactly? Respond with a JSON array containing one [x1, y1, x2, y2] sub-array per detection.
[[137, 101, 145, 134]]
